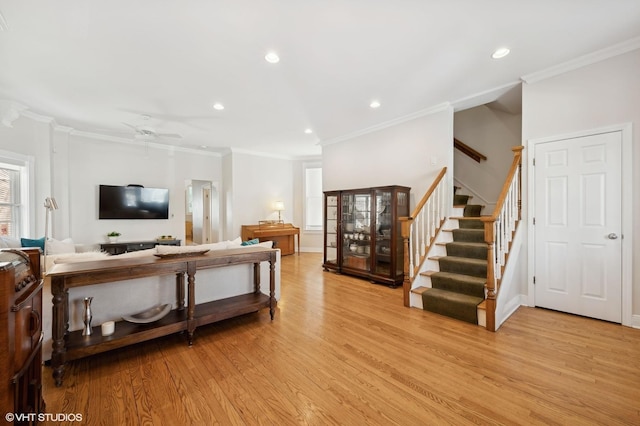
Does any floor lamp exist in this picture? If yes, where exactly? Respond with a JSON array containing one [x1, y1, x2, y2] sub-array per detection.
[[43, 196, 58, 274]]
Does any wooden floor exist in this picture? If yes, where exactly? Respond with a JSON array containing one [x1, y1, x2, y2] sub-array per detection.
[[42, 253, 640, 425]]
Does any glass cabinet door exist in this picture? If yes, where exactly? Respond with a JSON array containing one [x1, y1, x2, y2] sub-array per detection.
[[374, 190, 393, 275], [324, 194, 339, 266], [341, 192, 371, 271]]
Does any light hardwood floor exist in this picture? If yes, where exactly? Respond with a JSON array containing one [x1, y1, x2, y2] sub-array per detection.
[[42, 253, 640, 425]]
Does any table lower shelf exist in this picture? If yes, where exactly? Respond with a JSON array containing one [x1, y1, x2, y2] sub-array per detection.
[[64, 292, 273, 361]]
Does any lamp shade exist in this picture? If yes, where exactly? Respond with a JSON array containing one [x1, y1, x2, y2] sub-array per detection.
[[273, 201, 285, 211]]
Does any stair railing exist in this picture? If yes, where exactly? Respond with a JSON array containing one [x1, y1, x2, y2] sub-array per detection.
[[480, 146, 524, 331], [400, 167, 448, 307]]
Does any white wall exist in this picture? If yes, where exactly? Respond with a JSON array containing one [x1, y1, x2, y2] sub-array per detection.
[[322, 107, 454, 210], [50, 134, 222, 246], [0, 115, 53, 238], [522, 48, 640, 320], [228, 151, 295, 238], [454, 104, 522, 212]]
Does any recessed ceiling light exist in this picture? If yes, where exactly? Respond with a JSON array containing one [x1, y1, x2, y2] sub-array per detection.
[[304, 128, 313, 134], [491, 47, 510, 59], [200, 145, 208, 149], [213, 103, 224, 111], [370, 100, 381, 109], [265, 51, 280, 64]]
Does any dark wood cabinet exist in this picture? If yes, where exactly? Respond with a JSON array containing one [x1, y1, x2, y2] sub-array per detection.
[[1, 248, 45, 424], [100, 239, 181, 255], [323, 185, 410, 286]]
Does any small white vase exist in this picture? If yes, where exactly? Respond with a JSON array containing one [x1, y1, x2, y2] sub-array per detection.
[[108, 236, 118, 243]]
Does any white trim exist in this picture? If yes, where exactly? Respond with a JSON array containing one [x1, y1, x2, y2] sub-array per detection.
[[451, 80, 521, 112], [521, 37, 640, 84], [70, 130, 222, 157], [0, 11, 8, 31], [526, 123, 633, 327], [319, 102, 450, 147]]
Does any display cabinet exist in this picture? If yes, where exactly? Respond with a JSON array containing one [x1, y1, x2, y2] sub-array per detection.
[[323, 185, 410, 286]]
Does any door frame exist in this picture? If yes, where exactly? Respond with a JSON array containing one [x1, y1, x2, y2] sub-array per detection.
[[526, 123, 633, 327]]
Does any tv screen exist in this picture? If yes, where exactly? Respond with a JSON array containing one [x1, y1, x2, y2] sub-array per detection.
[[99, 185, 169, 219]]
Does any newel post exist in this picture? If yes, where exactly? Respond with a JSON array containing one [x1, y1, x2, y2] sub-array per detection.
[[481, 216, 497, 332], [400, 216, 412, 307]]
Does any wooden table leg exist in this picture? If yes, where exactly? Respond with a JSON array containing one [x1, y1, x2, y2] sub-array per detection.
[[50, 276, 67, 387], [176, 272, 185, 311], [269, 258, 276, 320], [186, 262, 196, 345]]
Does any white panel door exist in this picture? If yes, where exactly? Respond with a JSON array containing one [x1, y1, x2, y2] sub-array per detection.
[[534, 131, 622, 322]]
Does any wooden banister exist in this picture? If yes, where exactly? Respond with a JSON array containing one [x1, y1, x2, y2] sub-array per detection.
[[454, 138, 487, 163], [481, 146, 523, 331], [400, 167, 448, 307], [409, 167, 447, 219]]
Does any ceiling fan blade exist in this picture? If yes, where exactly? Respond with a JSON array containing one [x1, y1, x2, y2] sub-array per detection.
[[157, 132, 182, 139], [122, 122, 139, 131]]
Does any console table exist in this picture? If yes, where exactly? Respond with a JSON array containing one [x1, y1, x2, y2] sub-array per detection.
[[48, 246, 277, 386], [100, 238, 181, 255], [241, 223, 299, 255]]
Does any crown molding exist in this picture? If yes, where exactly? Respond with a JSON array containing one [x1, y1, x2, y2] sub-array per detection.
[[451, 80, 521, 112], [319, 102, 451, 147], [20, 110, 55, 124], [0, 12, 8, 32], [228, 147, 298, 161], [521, 36, 640, 84], [70, 129, 222, 157]]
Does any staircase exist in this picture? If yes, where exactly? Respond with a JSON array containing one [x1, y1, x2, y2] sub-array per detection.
[[412, 189, 487, 325], [402, 146, 524, 331]]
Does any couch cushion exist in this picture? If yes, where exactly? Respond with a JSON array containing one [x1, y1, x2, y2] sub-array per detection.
[[21, 237, 45, 250]]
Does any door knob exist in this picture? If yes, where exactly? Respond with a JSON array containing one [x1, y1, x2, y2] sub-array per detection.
[[607, 233, 618, 240]]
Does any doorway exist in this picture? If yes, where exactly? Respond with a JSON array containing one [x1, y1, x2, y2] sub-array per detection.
[[529, 125, 632, 325], [185, 180, 219, 245]]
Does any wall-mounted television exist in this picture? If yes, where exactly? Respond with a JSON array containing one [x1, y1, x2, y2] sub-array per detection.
[[99, 185, 169, 219]]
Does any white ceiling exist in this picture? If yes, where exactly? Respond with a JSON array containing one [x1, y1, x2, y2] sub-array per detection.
[[1, 1, 640, 158]]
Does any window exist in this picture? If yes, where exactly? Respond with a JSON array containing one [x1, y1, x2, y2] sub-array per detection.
[[0, 151, 31, 239], [303, 163, 322, 231], [0, 164, 21, 237]]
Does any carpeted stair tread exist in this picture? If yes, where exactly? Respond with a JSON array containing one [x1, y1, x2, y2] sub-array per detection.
[[445, 241, 488, 259], [422, 288, 484, 324], [454, 217, 484, 229], [463, 204, 483, 217], [430, 271, 485, 298], [453, 194, 470, 205], [437, 256, 487, 278], [452, 228, 485, 242]]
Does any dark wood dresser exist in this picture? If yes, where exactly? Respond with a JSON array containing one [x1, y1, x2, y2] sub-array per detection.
[[0, 248, 45, 424]]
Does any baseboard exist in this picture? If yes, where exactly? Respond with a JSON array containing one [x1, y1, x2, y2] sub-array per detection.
[[631, 314, 640, 329]]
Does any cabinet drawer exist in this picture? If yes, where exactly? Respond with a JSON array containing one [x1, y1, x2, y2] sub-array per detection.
[[129, 243, 155, 251], [13, 285, 42, 370]]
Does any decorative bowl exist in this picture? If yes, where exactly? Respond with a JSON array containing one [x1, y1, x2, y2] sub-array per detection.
[[122, 304, 171, 324]]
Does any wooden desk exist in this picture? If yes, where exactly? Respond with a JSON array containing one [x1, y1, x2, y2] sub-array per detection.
[[48, 246, 277, 386], [241, 223, 300, 256], [241, 223, 300, 255]]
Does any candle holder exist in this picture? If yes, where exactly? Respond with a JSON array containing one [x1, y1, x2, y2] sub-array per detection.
[[82, 297, 93, 336]]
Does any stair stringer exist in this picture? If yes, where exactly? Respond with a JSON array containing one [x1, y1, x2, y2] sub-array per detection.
[[408, 210, 460, 309], [493, 222, 526, 330]]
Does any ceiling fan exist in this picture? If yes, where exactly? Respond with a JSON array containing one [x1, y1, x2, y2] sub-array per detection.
[[123, 115, 182, 141]]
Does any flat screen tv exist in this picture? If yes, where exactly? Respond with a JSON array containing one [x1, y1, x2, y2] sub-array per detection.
[[99, 185, 169, 219]]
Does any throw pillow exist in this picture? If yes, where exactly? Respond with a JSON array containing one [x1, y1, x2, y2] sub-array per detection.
[[21, 237, 45, 251], [1, 236, 22, 248], [241, 238, 259, 246], [47, 238, 76, 255]]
